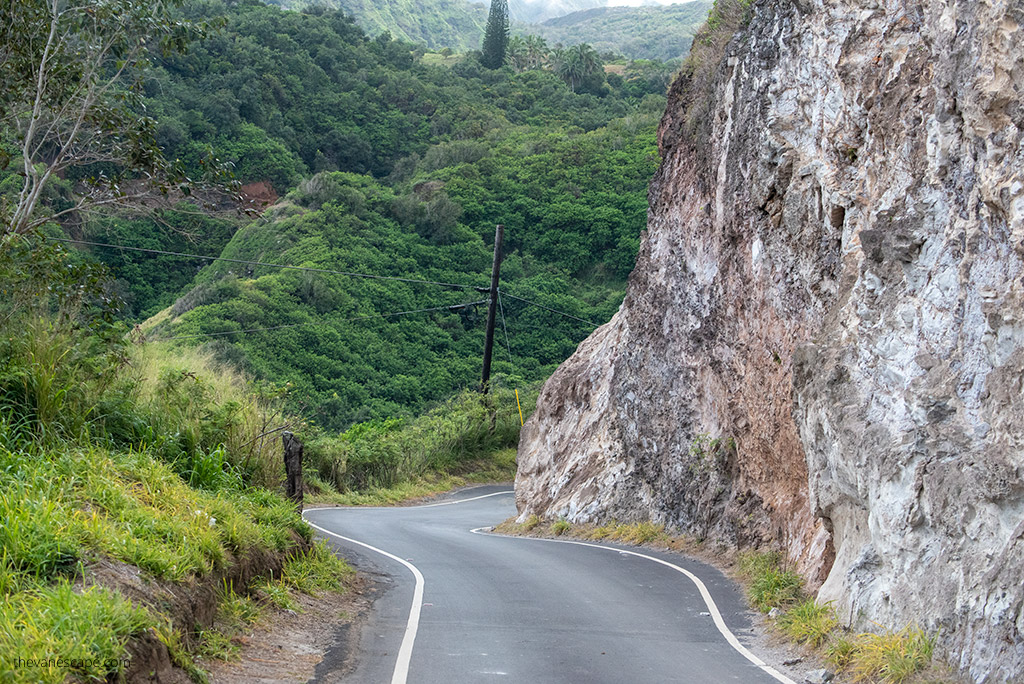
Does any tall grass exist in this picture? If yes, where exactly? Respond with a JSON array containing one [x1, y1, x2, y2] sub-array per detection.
[[0, 582, 154, 683], [849, 627, 935, 683], [0, 236, 319, 680], [123, 344, 293, 489], [305, 387, 534, 493], [737, 551, 803, 612]]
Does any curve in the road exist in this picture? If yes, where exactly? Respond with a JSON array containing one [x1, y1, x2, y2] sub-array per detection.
[[470, 527, 796, 684], [304, 520, 424, 684], [303, 490, 513, 684], [305, 489, 796, 684]]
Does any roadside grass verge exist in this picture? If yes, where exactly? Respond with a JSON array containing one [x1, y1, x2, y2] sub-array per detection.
[[193, 540, 356, 668], [0, 582, 154, 683], [303, 389, 531, 504], [493, 518, 948, 683]]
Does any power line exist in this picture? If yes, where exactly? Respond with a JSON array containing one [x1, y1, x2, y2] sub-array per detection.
[[153, 301, 486, 341], [497, 290, 514, 368], [49, 237, 478, 290], [499, 290, 598, 327]]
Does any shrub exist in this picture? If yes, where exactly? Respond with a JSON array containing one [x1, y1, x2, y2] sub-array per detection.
[[305, 387, 534, 494]]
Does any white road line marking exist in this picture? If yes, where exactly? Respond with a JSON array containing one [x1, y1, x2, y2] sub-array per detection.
[[470, 528, 797, 684], [304, 520, 424, 684], [302, 489, 513, 684], [303, 489, 513, 514]]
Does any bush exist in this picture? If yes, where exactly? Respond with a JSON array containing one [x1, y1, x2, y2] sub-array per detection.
[[305, 387, 534, 493]]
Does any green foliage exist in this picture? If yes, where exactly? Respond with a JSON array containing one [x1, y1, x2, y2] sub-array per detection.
[[0, 0, 216, 235], [551, 43, 604, 94], [826, 633, 858, 670], [0, 583, 154, 684], [137, 0, 651, 190], [737, 551, 803, 612], [304, 387, 532, 491], [777, 599, 838, 648], [270, 0, 488, 51], [521, 3, 712, 62], [481, 0, 510, 69], [551, 519, 570, 535], [145, 151, 648, 426], [84, 205, 239, 319], [280, 540, 354, 595], [50, 0, 677, 321]]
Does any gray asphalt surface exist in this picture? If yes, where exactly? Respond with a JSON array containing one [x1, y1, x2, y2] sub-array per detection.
[[304, 485, 789, 684]]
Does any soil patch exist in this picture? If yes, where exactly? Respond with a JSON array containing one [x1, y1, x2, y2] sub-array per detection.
[[203, 576, 370, 684]]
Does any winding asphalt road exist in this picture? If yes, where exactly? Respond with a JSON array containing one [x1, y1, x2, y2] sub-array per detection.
[[304, 486, 795, 684]]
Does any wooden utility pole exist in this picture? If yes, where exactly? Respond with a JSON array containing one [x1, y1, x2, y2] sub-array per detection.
[[480, 224, 504, 393], [282, 431, 304, 511]]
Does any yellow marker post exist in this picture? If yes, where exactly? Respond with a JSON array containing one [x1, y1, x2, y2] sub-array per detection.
[[515, 389, 524, 426]]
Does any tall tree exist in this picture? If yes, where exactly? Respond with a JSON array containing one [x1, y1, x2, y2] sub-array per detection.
[[480, 0, 509, 69]]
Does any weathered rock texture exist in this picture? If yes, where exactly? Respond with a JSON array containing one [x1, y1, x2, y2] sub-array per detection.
[[514, 0, 1023, 680]]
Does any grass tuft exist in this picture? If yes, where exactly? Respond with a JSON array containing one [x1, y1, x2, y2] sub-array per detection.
[[522, 514, 542, 532], [737, 551, 802, 612], [0, 582, 154, 683], [777, 599, 838, 647], [850, 626, 935, 683], [280, 540, 354, 596]]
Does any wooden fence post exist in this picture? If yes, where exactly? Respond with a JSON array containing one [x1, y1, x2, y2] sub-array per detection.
[[282, 432, 303, 511]]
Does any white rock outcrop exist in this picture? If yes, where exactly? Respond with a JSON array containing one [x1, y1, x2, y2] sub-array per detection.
[[515, 1, 1023, 680]]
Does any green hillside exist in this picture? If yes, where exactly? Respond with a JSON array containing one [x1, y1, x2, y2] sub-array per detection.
[[519, 2, 713, 61], [268, 0, 488, 49], [143, 103, 662, 430], [34, 0, 675, 430]]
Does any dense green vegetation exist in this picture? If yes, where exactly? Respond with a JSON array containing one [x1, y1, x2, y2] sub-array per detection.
[[521, 2, 712, 61], [1, 0, 675, 433], [24, 0, 669, 429], [53, 0, 674, 321], [0, 235, 345, 682], [142, 0, 657, 187], [270, 0, 487, 50], [144, 96, 660, 429]]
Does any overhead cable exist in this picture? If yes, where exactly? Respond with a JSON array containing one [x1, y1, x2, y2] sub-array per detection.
[[153, 300, 486, 341], [49, 237, 478, 290], [499, 290, 598, 327]]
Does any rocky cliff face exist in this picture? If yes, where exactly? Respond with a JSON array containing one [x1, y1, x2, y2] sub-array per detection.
[[514, 0, 1023, 679]]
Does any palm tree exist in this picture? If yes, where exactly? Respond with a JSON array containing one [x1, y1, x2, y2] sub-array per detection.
[[506, 36, 529, 72], [555, 44, 601, 92], [524, 35, 549, 70]]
